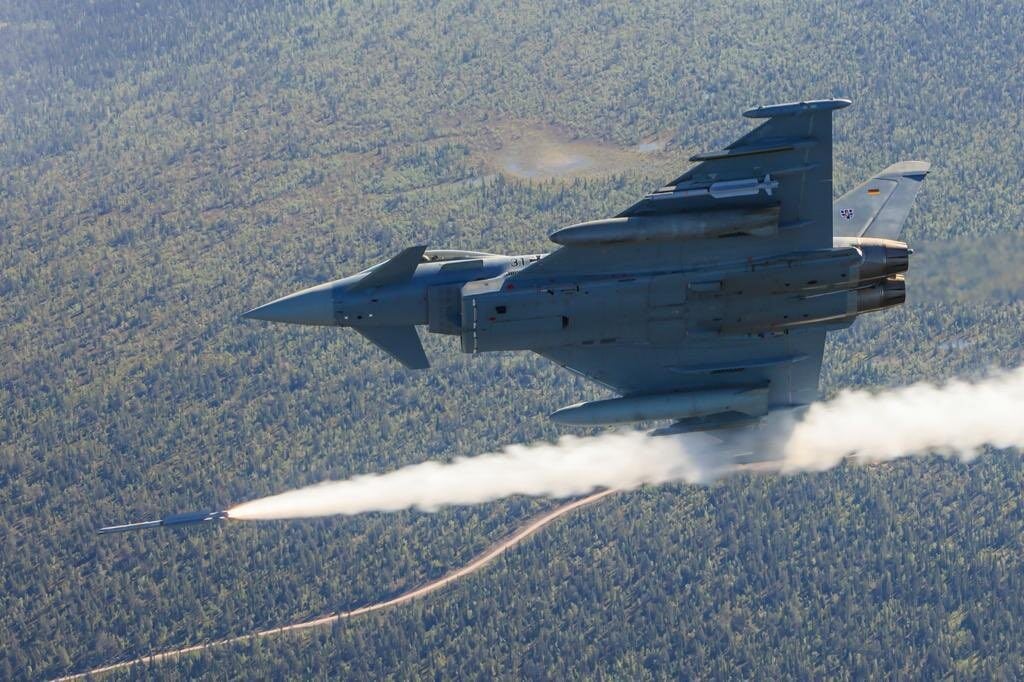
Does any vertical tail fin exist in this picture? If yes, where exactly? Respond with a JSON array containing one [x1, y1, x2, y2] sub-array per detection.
[[834, 161, 930, 239]]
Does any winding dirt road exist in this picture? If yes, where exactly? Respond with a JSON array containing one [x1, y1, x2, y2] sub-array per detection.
[[56, 489, 617, 681]]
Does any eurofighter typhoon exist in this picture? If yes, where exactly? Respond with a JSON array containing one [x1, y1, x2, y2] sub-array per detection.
[[244, 99, 929, 435]]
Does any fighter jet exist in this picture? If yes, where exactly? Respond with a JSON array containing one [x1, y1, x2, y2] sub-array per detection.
[[243, 99, 929, 434]]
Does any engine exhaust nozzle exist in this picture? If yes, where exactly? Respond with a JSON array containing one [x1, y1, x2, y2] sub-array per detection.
[[856, 275, 906, 312]]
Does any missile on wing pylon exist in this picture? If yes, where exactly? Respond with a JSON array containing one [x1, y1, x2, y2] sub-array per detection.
[[97, 510, 229, 535]]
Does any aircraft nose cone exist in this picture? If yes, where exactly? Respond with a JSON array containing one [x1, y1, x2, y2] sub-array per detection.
[[242, 285, 337, 326]]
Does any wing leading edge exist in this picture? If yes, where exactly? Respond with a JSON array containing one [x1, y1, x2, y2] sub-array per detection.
[[517, 100, 853, 428], [515, 98, 851, 281]]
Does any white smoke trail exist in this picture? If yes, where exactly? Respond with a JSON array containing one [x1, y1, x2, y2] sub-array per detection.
[[780, 365, 1024, 470], [228, 366, 1024, 520], [229, 431, 724, 519]]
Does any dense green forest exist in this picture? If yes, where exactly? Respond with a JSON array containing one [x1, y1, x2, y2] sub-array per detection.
[[1, 0, 1022, 678]]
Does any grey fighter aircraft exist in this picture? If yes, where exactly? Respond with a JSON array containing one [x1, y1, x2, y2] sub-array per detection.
[[243, 99, 929, 434]]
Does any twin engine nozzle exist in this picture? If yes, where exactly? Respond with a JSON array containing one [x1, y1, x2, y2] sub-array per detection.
[[856, 274, 906, 312], [827, 236, 909, 314], [836, 236, 911, 281], [848, 237, 909, 312]]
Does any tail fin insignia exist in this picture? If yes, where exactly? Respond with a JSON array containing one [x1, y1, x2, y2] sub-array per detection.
[[834, 161, 930, 240]]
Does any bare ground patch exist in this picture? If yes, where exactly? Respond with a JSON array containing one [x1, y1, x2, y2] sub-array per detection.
[[476, 121, 676, 180]]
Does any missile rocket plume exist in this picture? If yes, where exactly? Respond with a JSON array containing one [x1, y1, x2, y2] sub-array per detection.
[[228, 431, 721, 520], [228, 366, 1024, 521]]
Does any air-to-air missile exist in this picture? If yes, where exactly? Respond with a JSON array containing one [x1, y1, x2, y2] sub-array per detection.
[[242, 99, 930, 434], [97, 510, 229, 535]]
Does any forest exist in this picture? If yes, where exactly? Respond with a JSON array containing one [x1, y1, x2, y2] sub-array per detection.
[[1, 0, 1022, 678]]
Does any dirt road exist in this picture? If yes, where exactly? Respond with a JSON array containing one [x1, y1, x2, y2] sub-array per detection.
[[56, 489, 617, 680]]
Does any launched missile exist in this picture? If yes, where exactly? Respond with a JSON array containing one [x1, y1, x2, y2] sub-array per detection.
[[97, 510, 229, 535]]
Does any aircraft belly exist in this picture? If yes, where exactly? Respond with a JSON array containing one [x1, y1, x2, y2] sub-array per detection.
[[648, 273, 688, 307], [463, 273, 844, 360], [538, 328, 824, 405], [647, 318, 688, 346], [462, 278, 650, 352]]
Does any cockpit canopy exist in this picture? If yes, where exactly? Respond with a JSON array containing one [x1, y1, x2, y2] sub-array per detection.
[[357, 249, 500, 276], [420, 249, 499, 263]]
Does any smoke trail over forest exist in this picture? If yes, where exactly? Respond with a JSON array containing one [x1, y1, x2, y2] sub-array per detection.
[[228, 367, 1024, 520], [781, 365, 1024, 470]]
